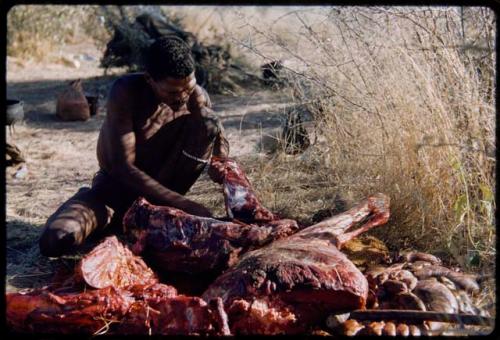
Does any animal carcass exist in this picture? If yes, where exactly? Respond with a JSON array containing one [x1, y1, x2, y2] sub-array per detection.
[[202, 193, 390, 334]]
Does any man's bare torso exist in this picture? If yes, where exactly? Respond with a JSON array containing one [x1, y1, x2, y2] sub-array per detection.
[[97, 73, 226, 195]]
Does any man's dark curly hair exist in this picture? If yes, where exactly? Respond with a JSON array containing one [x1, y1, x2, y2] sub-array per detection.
[[144, 36, 195, 81]]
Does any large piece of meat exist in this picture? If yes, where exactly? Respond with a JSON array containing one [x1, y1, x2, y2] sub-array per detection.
[[6, 236, 230, 335], [123, 197, 298, 274], [202, 193, 390, 334]]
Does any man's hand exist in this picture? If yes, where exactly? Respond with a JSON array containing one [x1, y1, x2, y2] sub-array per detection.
[[179, 200, 213, 217]]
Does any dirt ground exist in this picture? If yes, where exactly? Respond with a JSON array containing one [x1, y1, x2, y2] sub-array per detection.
[[5, 41, 295, 292]]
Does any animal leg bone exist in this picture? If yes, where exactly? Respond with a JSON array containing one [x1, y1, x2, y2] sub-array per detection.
[[297, 193, 390, 248]]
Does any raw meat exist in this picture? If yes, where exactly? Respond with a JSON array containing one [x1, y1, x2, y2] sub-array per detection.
[[344, 251, 488, 336], [202, 193, 391, 334], [75, 235, 158, 289], [123, 197, 298, 274], [6, 235, 230, 335], [6, 283, 229, 335], [210, 156, 276, 222]]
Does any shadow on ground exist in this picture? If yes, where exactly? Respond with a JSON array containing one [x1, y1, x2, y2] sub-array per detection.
[[219, 108, 287, 130], [5, 217, 128, 291], [6, 219, 55, 290]]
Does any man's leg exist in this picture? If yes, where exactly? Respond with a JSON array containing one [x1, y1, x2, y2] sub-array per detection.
[[39, 187, 111, 257]]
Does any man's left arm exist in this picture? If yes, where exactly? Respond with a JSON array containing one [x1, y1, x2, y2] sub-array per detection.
[[188, 85, 229, 158], [212, 122, 230, 158], [189, 85, 230, 182]]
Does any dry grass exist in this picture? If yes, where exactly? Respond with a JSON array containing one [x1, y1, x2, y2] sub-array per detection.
[[225, 7, 496, 273]]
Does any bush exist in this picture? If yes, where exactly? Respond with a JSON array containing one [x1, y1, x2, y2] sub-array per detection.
[[7, 5, 110, 61], [234, 7, 495, 272]]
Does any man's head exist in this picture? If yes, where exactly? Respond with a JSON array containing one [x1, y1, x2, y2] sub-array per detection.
[[144, 36, 197, 110]]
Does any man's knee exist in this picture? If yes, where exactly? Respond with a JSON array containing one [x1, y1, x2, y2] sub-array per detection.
[[38, 187, 111, 257], [39, 218, 81, 257]]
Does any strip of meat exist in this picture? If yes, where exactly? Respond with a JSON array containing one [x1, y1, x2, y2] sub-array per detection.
[[388, 269, 418, 290], [363, 321, 385, 335], [382, 321, 397, 336], [412, 265, 480, 293], [398, 251, 442, 265], [413, 279, 459, 314], [396, 323, 410, 336], [395, 291, 427, 311], [382, 279, 408, 295], [210, 157, 276, 222], [342, 319, 365, 336]]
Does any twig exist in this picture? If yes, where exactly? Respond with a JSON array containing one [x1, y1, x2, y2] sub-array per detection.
[[10, 272, 53, 278], [6, 246, 27, 255]]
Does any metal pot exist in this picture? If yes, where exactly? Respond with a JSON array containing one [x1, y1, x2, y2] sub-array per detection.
[[6, 99, 24, 126]]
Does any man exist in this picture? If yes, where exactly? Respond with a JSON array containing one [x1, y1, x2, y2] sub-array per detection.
[[39, 36, 229, 257]]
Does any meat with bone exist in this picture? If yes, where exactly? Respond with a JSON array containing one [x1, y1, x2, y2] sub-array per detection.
[[6, 285, 135, 334], [202, 193, 390, 334], [210, 156, 276, 222], [123, 197, 298, 274]]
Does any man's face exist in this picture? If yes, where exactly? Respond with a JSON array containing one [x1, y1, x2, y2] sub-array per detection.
[[147, 72, 196, 111]]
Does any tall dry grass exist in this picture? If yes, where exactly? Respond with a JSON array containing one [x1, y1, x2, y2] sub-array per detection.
[[227, 7, 496, 272]]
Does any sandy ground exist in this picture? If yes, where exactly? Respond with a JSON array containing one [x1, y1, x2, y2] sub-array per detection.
[[5, 41, 295, 291]]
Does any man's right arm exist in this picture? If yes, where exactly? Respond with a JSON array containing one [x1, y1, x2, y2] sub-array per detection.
[[103, 79, 212, 216]]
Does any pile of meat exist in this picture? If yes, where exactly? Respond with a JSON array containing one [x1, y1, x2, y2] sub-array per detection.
[[329, 252, 491, 336], [6, 236, 230, 335], [6, 157, 490, 335]]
